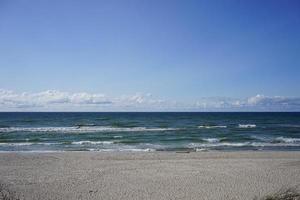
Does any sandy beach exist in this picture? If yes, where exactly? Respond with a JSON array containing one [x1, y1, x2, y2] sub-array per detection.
[[0, 151, 299, 200]]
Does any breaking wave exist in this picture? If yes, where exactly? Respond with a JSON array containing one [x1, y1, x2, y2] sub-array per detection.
[[0, 126, 179, 133], [189, 141, 300, 148], [273, 137, 300, 143], [238, 124, 256, 128], [72, 141, 114, 145], [202, 138, 220, 143], [0, 142, 59, 146], [88, 148, 155, 152], [198, 125, 227, 129]]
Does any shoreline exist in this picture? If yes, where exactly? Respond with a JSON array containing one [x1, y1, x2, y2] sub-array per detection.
[[1, 149, 300, 153], [1, 151, 300, 200]]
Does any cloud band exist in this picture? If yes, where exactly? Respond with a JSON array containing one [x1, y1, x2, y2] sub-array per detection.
[[0, 89, 299, 111]]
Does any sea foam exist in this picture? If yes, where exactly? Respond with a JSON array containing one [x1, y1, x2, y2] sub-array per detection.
[[72, 141, 114, 145], [238, 124, 256, 128], [0, 126, 179, 133], [274, 137, 300, 143], [198, 125, 227, 129], [189, 141, 300, 148], [0, 142, 58, 146], [202, 138, 220, 143]]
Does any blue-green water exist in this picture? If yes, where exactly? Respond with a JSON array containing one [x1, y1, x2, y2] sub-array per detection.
[[0, 112, 300, 152]]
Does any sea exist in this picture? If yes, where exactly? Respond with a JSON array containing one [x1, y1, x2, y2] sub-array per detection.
[[0, 112, 299, 152]]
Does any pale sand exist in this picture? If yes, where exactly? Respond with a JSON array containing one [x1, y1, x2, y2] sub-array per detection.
[[0, 151, 300, 200]]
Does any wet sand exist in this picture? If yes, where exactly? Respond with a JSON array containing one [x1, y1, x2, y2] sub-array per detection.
[[0, 151, 300, 200]]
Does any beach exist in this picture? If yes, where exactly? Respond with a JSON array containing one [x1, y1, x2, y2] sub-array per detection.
[[0, 151, 300, 200]]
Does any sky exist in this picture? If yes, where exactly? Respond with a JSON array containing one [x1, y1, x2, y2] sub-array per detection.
[[0, 0, 299, 111]]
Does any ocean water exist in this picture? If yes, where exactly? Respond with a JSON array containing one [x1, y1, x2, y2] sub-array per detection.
[[0, 112, 299, 152]]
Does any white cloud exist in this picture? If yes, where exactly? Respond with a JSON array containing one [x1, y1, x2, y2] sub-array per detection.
[[0, 89, 168, 111], [0, 89, 299, 111], [0, 89, 112, 110], [246, 94, 300, 107], [194, 95, 300, 111]]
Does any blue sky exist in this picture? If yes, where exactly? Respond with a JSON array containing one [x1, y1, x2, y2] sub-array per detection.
[[0, 0, 299, 111]]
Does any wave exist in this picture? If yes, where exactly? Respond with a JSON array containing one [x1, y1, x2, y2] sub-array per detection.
[[75, 124, 97, 128], [110, 122, 140, 128], [0, 126, 179, 133], [238, 124, 256, 128], [0, 142, 59, 146], [0, 140, 300, 151], [251, 135, 300, 144], [202, 138, 220, 143], [189, 142, 249, 147], [198, 125, 227, 129], [278, 124, 300, 128], [274, 137, 300, 143], [188, 141, 300, 148], [72, 141, 114, 145], [0, 150, 64, 153], [88, 148, 155, 152]]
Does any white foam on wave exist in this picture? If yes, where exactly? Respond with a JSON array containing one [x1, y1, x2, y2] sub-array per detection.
[[89, 148, 155, 152], [195, 148, 208, 152], [251, 135, 268, 141], [198, 125, 227, 129], [202, 138, 220, 143], [0, 142, 58, 146], [274, 137, 300, 143], [251, 135, 300, 144], [117, 148, 155, 152], [238, 124, 256, 128], [0, 126, 179, 133], [251, 142, 300, 147], [279, 124, 300, 128], [188, 142, 246, 148], [73, 141, 163, 152], [0, 150, 64, 153], [72, 141, 114, 145], [189, 141, 300, 148]]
